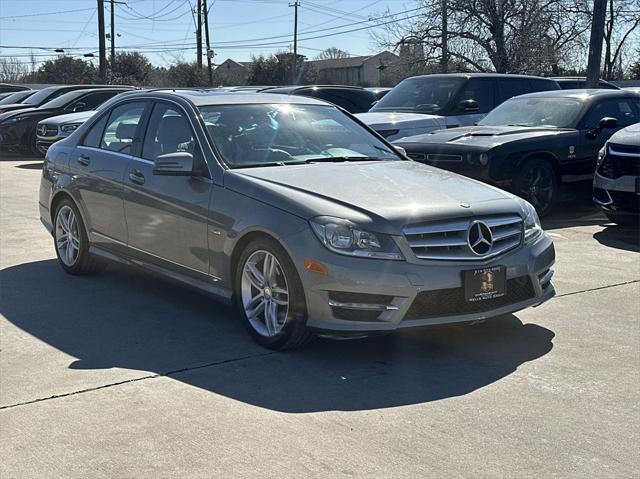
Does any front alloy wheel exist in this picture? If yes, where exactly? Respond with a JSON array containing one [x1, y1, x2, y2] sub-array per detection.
[[514, 159, 558, 217], [235, 238, 312, 349]]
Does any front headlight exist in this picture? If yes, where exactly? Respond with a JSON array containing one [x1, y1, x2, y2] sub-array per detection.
[[60, 123, 81, 134], [522, 200, 542, 243], [597, 144, 607, 166], [310, 217, 403, 260]]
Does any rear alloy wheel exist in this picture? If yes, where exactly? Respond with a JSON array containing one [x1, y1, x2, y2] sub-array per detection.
[[513, 159, 558, 217], [236, 238, 312, 349], [53, 199, 106, 275]]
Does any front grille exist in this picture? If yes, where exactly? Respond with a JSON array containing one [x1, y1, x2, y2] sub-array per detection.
[[609, 190, 640, 213], [38, 124, 58, 138], [407, 152, 426, 161], [598, 145, 640, 179], [403, 215, 523, 260], [404, 276, 535, 320]]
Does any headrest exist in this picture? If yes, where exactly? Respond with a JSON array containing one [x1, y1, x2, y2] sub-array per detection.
[[158, 115, 192, 144], [115, 122, 137, 140]]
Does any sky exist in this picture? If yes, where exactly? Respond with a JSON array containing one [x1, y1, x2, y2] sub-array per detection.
[[0, 0, 414, 68]]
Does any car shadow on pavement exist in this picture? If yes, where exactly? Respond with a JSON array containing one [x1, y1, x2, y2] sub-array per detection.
[[14, 162, 43, 170], [1, 259, 555, 413], [593, 225, 640, 253]]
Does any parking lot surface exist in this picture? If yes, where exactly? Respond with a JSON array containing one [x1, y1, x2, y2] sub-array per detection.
[[1, 154, 639, 478]]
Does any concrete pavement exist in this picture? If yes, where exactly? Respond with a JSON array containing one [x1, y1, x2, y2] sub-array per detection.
[[1, 156, 639, 478]]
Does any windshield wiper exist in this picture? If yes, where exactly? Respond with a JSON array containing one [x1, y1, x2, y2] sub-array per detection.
[[304, 156, 385, 164]]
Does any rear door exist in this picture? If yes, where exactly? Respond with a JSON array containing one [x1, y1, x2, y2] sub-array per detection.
[[123, 101, 212, 276], [71, 100, 149, 252]]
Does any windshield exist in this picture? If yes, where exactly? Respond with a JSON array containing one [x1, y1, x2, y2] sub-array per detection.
[[0, 90, 34, 105], [370, 76, 465, 114], [22, 87, 60, 106], [39, 90, 87, 109], [479, 97, 583, 128], [199, 103, 401, 168]]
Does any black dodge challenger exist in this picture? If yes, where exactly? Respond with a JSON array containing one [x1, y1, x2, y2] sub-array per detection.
[[395, 89, 640, 215]]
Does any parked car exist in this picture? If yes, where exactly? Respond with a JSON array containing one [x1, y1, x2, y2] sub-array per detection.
[[623, 87, 640, 95], [0, 87, 134, 155], [593, 122, 640, 226], [0, 83, 30, 94], [0, 89, 37, 106], [357, 73, 560, 141], [0, 84, 117, 114], [551, 77, 619, 90], [260, 85, 378, 113], [366, 87, 392, 100], [36, 111, 96, 155], [394, 89, 640, 216], [39, 90, 555, 349]]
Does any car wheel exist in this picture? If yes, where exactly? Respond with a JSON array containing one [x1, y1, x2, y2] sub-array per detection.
[[235, 237, 313, 350], [53, 199, 106, 275], [605, 212, 639, 228], [513, 159, 558, 217]]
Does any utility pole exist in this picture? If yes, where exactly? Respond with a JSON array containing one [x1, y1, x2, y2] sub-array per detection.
[[441, 0, 448, 73], [586, 0, 607, 88], [203, 0, 213, 86], [196, 0, 203, 68], [110, 0, 115, 70], [97, 0, 106, 83], [290, 1, 300, 84]]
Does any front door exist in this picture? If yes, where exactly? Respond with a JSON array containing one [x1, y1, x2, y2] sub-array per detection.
[[123, 101, 212, 276]]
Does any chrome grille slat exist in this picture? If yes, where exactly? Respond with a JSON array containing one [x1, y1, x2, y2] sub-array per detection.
[[404, 215, 524, 261]]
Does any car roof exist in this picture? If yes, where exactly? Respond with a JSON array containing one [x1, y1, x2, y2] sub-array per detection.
[[513, 89, 638, 100], [128, 89, 331, 106], [262, 85, 369, 94], [405, 73, 556, 80]]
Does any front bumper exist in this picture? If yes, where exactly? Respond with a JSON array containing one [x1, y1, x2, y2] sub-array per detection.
[[36, 138, 59, 155], [593, 172, 640, 215], [286, 228, 556, 332]]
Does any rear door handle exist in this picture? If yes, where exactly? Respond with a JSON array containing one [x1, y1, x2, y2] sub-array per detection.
[[128, 169, 145, 185], [77, 154, 91, 166]]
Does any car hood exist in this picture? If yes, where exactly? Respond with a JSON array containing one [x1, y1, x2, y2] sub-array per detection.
[[225, 160, 521, 234], [356, 111, 445, 130], [0, 107, 39, 121], [0, 103, 40, 114], [39, 110, 94, 126], [396, 125, 575, 149], [608, 123, 640, 147]]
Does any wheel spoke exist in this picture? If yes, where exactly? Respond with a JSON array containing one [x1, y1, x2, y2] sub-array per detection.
[[244, 262, 265, 289], [246, 297, 265, 319], [264, 300, 278, 335], [263, 253, 275, 286], [66, 240, 75, 264]]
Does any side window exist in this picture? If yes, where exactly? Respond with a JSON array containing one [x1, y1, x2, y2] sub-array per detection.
[[583, 99, 640, 128], [82, 115, 108, 148], [457, 78, 495, 113], [497, 79, 528, 103], [77, 91, 119, 110], [142, 103, 197, 160], [100, 102, 146, 155], [529, 79, 558, 93]]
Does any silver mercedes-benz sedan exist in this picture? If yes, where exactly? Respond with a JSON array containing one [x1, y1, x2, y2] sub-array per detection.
[[39, 90, 556, 349]]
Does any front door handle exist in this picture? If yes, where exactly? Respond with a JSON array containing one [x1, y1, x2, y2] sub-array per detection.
[[77, 154, 90, 166], [128, 169, 145, 185]]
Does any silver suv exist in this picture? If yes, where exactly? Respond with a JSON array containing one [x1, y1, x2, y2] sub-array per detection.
[[39, 90, 556, 349]]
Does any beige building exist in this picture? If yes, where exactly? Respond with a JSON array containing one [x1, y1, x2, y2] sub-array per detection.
[[214, 59, 251, 86], [310, 51, 400, 87]]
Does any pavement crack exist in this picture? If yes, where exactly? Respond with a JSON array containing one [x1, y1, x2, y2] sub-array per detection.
[[555, 279, 639, 298], [0, 350, 276, 411]]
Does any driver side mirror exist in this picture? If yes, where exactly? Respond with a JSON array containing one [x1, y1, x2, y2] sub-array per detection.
[[152, 152, 194, 176], [587, 116, 618, 139], [457, 99, 479, 113], [394, 145, 407, 157], [72, 102, 86, 112]]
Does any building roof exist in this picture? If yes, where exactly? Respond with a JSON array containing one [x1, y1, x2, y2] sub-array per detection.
[[310, 51, 399, 69]]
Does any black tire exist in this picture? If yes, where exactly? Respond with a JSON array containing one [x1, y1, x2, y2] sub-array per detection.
[[20, 127, 42, 157], [605, 211, 639, 228], [234, 237, 313, 350], [512, 159, 559, 217], [53, 198, 106, 275]]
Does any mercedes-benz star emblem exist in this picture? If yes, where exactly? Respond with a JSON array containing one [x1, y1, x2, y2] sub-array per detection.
[[468, 221, 493, 255], [38, 125, 47, 136]]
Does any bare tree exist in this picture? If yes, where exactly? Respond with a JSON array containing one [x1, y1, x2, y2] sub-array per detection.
[[602, 0, 640, 80], [0, 58, 29, 83], [315, 47, 351, 60], [375, 0, 591, 75]]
